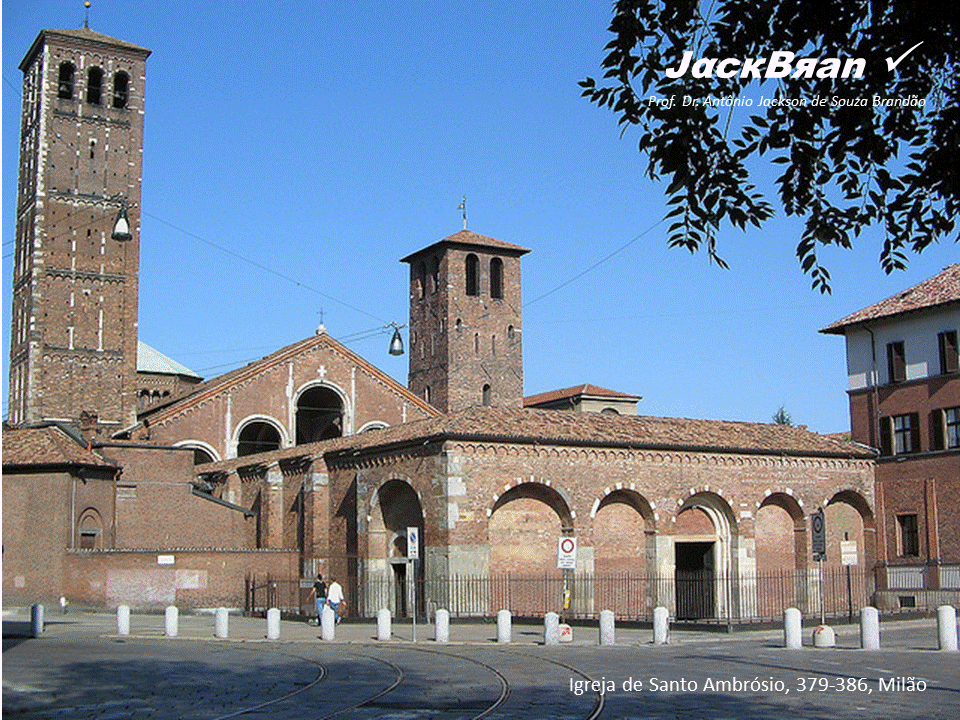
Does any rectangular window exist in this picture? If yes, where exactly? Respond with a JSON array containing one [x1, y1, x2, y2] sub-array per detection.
[[897, 514, 920, 557], [887, 341, 906, 383], [939, 330, 959, 374], [946, 407, 960, 449], [891, 413, 920, 454]]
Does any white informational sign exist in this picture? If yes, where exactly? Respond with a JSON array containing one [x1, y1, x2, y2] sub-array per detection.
[[407, 526, 419, 560], [840, 540, 858, 566], [157, 555, 175, 565], [557, 536, 577, 570]]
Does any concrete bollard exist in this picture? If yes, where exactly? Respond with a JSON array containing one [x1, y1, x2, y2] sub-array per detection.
[[117, 605, 130, 636], [544, 611, 560, 645], [266, 608, 281, 640], [377, 608, 391, 641], [937, 605, 958, 651], [30, 604, 44, 638], [599, 609, 615, 646], [653, 606, 669, 645], [860, 607, 880, 650], [435, 608, 450, 643], [784, 607, 802, 649], [813, 624, 836, 648], [321, 604, 336, 641], [215, 607, 229, 639], [165, 606, 179, 637], [497, 609, 512, 644]]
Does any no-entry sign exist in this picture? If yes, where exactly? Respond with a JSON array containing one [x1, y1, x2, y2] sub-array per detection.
[[557, 536, 577, 569]]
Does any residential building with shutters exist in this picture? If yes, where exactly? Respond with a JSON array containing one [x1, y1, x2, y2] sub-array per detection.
[[822, 264, 960, 607]]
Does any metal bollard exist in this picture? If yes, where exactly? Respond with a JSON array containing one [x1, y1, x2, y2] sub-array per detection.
[[497, 609, 511, 644], [599, 609, 615, 646], [266, 608, 281, 640], [215, 607, 229, 639], [435, 608, 450, 643], [653, 606, 669, 645], [117, 605, 130, 636], [544, 611, 560, 645], [30, 604, 44, 638], [321, 604, 336, 641], [377, 608, 391, 641], [937, 605, 958, 651], [165, 606, 179, 637], [860, 607, 880, 650], [784, 607, 802, 649]]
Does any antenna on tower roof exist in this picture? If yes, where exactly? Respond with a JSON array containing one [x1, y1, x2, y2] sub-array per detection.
[[458, 196, 467, 230], [83, 1, 92, 29]]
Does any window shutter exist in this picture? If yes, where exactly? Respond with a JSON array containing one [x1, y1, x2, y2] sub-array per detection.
[[909, 412, 921, 453], [940, 331, 959, 374], [931, 409, 945, 451], [879, 417, 892, 455]]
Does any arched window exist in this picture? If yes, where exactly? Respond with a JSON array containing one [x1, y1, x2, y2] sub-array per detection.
[[112, 71, 129, 108], [424, 385, 431, 404], [86, 67, 103, 105], [193, 447, 216, 464], [465, 254, 479, 296], [296, 386, 344, 444], [482, 384, 492, 406], [237, 421, 281, 456], [58, 62, 75, 99], [490, 257, 504, 299], [77, 508, 104, 550]]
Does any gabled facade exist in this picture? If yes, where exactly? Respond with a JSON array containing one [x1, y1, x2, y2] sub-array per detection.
[[822, 264, 960, 601]]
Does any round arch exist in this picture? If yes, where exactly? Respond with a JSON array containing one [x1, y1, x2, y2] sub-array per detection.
[[233, 414, 288, 457], [367, 478, 426, 618], [825, 488, 876, 571], [490, 482, 574, 531], [294, 380, 352, 439], [174, 439, 222, 465], [77, 507, 105, 550], [756, 492, 807, 573]]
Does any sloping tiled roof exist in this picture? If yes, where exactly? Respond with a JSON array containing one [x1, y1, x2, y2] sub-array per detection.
[[202, 405, 873, 474], [137, 341, 201, 378], [2, 424, 116, 469], [525, 384, 641, 406], [821, 264, 960, 334], [400, 230, 531, 262], [21, 27, 151, 70]]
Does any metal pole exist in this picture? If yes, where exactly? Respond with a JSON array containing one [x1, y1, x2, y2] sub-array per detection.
[[819, 556, 825, 626], [411, 558, 417, 643]]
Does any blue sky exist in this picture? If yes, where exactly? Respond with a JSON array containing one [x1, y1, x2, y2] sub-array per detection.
[[3, 1, 956, 432]]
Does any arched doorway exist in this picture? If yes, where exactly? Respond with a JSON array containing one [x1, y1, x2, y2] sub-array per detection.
[[368, 479, 424, 618], [296, 386, 344, 444], [674, 492, 737, 620]]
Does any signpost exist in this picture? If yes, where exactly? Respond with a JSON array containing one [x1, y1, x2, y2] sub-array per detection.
[[841, 535, 858, 622], [812, 509, 826, 625], [557, 537, 576, 621], [407, 526, 418, 642]]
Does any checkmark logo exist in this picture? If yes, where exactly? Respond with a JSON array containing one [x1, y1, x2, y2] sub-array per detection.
[[886, 41, 923, 72]]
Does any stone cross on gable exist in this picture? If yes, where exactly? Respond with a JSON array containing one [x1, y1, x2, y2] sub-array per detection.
[[317, 365, 327, 380]]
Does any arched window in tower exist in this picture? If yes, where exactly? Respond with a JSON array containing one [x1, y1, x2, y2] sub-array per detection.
[[296, 386, 344, 444], [86, 67, 103, 105], [490, 257, 504, 299], [430, 256, 440, 293], [237, 421, 281, 456], [112, 71, 129, 108], [465, 254, 480, 296], [482, 384, 492, 406], [58, 62, 75, 99], [415, 261, 426, 299]]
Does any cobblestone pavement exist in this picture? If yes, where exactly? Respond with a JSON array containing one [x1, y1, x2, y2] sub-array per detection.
[[3, 610, 958, 719]]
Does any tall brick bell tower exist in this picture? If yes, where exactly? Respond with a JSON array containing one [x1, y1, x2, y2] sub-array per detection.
[[8, 27, 150, 429], [401, 230, 530, 412]]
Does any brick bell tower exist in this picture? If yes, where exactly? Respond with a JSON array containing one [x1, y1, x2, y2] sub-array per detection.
[[8, 27, 150, 429], [401, 230, 530, 412]]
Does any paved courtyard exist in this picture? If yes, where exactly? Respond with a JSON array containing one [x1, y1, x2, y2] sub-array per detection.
[[3, 610, 958, 719]]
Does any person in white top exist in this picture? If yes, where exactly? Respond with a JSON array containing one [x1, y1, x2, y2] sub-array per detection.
[[326, 577, 344, 624]]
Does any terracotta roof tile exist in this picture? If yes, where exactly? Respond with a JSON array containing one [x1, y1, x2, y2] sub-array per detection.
[[525, 384, 641, 406], [821, 264, 960, 334], [2, 425, 115, 469]]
